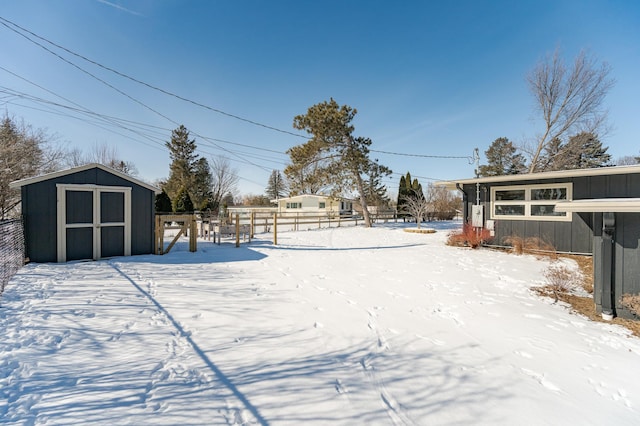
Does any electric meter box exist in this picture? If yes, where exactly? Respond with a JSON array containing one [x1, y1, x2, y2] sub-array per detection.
[[471, 205, 484, 228]]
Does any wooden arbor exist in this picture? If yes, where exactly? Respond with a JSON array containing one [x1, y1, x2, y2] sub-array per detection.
[[154, 214, 197, 255]]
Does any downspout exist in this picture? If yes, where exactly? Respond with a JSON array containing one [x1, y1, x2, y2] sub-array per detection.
[[456, 183, 468, 224], [601, 212, 616, 320]]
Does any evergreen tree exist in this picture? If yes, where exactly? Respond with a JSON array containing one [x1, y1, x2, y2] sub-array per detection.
[[411, 178, 424, 199], [566, 132, 611, 169], [191, 157, 214, 210], [540, 132, 611, 171], [288, 99, 391, 227], [396, 172, 411, 218], [173, 187, 194, 213], [363, 160, 390, 207], [155, 189, 172, 213], [164, 125, 196, 201], [163, 125, 213, 210], [477, 137, 526, 177], [222, 192, 235, 208], [397, 172, 425, 218], [265, 169, 288, 200]]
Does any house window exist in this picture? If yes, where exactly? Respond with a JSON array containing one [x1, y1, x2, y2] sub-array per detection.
[[286, 202, 301, 209], [319, 202, 326, 209], [491, 183, 572, 222]]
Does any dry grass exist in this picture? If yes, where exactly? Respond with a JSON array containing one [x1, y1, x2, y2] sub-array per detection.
[[503, 235, 558, 260], [620, 294, 640, 317], [532, 254, 640, 338]]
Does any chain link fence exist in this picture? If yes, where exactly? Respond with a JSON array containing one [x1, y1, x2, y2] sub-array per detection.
[[1, 218, 25, 294]]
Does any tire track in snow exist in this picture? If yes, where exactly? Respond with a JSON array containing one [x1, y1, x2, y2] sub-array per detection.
[[110, 262, 269, 426]]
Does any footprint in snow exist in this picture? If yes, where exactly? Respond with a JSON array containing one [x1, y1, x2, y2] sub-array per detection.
[[521, 368, 562, 393], [335, 379, 348, 394]]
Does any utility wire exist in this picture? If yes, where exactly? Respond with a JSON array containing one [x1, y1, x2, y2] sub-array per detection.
[[0, 15, 308, 140], [370, 149, 471, 160], [0, 16, 475, 170]]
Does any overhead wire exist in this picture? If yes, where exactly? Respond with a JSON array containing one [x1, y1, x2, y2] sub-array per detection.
[[1, 15, 473, 187], [0, 15, 309, 140]]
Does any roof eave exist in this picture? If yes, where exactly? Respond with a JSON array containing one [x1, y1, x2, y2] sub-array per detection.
[[9, 163, 161, 193], [436, 165, 640, 188]]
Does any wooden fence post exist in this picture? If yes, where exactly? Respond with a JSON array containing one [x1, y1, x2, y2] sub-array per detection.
[[189, 215, 197, 252], [154, 215, 162, 254], [273, 213, 278, 245], [235, 213, 240, 248]]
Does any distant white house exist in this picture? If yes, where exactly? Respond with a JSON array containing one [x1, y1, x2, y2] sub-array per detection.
[[272, 194, 352, 217]]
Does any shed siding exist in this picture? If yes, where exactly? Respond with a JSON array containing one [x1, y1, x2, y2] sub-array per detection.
[[21, 167, 154, 262]]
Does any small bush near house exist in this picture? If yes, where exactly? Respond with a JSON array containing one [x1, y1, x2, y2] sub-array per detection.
[[447, 224, 492, 249], [542, 263, 581, 303], [620, 294, 640, 317]]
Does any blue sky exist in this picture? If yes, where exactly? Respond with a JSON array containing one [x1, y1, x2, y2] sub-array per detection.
[[2, 0, 639, 197]]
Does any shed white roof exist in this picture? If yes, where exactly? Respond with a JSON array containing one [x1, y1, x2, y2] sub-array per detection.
[[9, 163, 161, 193]]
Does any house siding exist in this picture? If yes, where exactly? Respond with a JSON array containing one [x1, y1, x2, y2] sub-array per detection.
[[462, 173, 640, 254], [21, 167, 155, 263], [614, 213, 640, 317]]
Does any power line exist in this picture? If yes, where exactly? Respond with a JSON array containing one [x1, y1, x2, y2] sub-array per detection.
[[370, 149, 471, 160], [0, 15, 308, 140], [1, 16, 477, 177], [0, 16, 476, 163]]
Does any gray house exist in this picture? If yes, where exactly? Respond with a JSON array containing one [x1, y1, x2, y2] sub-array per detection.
[[439, 164, 640, 319], [10, 163, 160, 263]]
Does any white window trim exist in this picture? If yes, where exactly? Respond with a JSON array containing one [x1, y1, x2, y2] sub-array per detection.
[[490, 182, 573, 222]]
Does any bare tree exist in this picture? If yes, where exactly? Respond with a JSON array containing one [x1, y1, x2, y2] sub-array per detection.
[[525, 49, 615, 172], [426, 184, 461, 220], [399, 193, 430, 229], [210, 156, 239, 213], [1, 115, 63, 219], [65, 142, 138, 175], [616, 155, 640, 166]]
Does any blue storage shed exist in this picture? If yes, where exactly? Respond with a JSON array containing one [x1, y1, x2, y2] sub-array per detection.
[[10, 163, 160, 263]]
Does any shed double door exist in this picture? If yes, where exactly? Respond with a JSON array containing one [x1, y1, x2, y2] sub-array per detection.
[[56, 184, 131, 262]]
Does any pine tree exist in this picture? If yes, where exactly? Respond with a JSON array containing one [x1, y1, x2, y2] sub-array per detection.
[[155, 189, 172, 213], [163, 125, 213, 211], [567, 132, 611, 169], [540, 132, 611, 171], [191, 157, 213, 210], [363, 160, 390, 208], [173, 187, 194, 213], [477, 137, 526, 177], [164, 125, 196, 201], [265, 169, 288, 200], [288, 99, 391, 227]]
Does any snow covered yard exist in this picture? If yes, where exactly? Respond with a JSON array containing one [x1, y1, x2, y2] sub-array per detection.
[[2, 222, 640, 425]]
